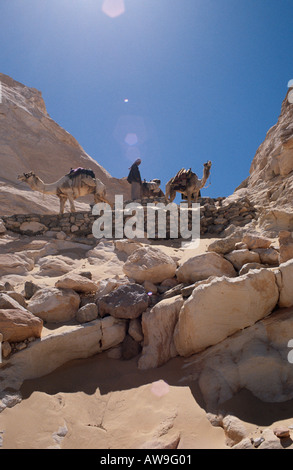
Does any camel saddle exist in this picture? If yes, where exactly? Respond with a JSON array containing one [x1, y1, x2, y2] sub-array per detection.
[[170, 168, 193, 190], [67, 167, 96, 179]]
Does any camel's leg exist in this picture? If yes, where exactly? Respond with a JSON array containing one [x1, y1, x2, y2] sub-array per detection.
[[59, 197, 67, 215], [68, 197, 76, 213], [165, 184, 177, 203]]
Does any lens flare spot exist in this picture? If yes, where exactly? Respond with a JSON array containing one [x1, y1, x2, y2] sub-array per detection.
[[125, 133, 138, 146], [102, 0, 125, 18], [150, 380, 170, 397]]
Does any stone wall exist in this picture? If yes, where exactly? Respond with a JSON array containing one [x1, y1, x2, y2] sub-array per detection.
[[1, 196, 257, 239]]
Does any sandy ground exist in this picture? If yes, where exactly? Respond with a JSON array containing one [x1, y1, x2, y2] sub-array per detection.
[[1, 234, 293, 450]]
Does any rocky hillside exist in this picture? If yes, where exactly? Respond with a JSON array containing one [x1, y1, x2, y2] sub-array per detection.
[[234, 87, 293, 234], [0, 73, 130, 215]]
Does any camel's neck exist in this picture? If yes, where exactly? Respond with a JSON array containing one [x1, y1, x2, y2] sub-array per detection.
[[199, 168, 210, 188], [29, 177, 58, 195]]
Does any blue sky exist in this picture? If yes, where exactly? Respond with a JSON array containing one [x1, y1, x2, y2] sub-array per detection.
[[1, 0, 293, 198]]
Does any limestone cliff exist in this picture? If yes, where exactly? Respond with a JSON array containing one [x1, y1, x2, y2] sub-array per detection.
[[233, 87, 293, 233], [0, 73, 130, 215], [235, 88, 293, 207]]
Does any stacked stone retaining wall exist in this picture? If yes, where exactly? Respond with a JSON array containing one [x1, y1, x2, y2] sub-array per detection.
[[1, 196, 257, 239]]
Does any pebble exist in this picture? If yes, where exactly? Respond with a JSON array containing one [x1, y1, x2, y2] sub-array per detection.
[[273, 426, 290, 438]]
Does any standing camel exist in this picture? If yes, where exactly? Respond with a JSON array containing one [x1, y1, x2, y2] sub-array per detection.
[[165, 161, 212, 207], [18, 168, 110, 214]]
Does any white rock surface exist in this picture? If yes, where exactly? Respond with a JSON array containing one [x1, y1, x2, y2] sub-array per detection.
[[176, 252, 236, 284], [123, 246, 177, 284], [174, 268, 279, 356]]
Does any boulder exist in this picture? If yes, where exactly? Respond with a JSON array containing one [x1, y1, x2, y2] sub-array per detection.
[[254, 247, 279, 265], [95, 277, 128, 300], [174, 268, 279, 356], [37, 255, 77, 276], [0, 308, 43, 342], [0, 293, 28, 311], [27, 287, 80, 323], [5, 291, 27, 308], [128, 317, 144, 342], [239, 262, 265, 276], [0, 316, 127, 391], [98, 283, 149, 319], [76, 303, 98, 323], [207, 237, 238, 255], [0, 253, 34, 276], [176, 252, 236, 284], [123, 246, 177, 284], [24, 281, 40, 299], [276, 259, 293, 307], [19, 221, 47, 234], [224, 249, 260, 271], [114, 239, 143, 256], [138, 295, 184, 369], [278, 230, 293, 264], [55, 273, 98, 293], [242, 233, 272, 250], [184, 306, 293, 408]]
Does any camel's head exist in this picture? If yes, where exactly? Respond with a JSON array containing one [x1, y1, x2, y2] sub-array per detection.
[[204, 161, 212, 170], [17, 171, 36, 183]]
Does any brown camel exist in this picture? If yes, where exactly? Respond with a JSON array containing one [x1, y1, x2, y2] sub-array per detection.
[[165, 161, 212, 207], [17, 168, 110, 214]]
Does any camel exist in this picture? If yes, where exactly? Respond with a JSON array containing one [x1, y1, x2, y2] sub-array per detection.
[[141, 179, 165, 199], [17, 168, 110, 214], [165, 161, 212, 207]]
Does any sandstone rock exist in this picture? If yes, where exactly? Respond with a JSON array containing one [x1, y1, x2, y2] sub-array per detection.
[[128, 317, 144, 342], [0, 219, 6, 234], [56, 231, 67, 240], [0, 253, 34, 276], [2, 341, 12, 358], [0, 316, 127, 391], [242, 233, 272, 249], [5, 291, 27, 308], [28, 287, 80, 323], [0, 308, 43, 342], [174, 268, 279, 356], [239, 262, 265, 276], [95, 277, 127, 299], [276, 259, 293, 308], [123, 246, 177, 284], [160, 278, 178, 288], [138, 295, 184, 369], [254, 247, 279, 265], [273, 426, 290, 438], [278, 230, 293, 263], [184, 305, 293, 408], [222, 415, 249, 446], [55, 273, 98, 294], [19, 221, 47, 234], [143, 280, 157, 294], [24, 281, 40, 299], [0, 293, 28, 311], [207, 237, 238, 254], [176, 252, 236, 284], [98, 283, 149, 319], [224, 249, 260, 271], [76, 303, 98, 323], [37, 256, 77, 276], [114, 239, 143, 256]]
